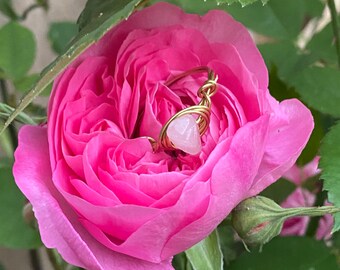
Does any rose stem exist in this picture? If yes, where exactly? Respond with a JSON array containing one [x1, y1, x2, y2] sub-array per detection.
[[327, 0, 340, 68], [29, 249, 42, 270], [305, 189, 328, 237], [19, 4, 45, 21], [282, 205, 340, 218], [0, 79, 17, 148], [46, 248, 66, 270]]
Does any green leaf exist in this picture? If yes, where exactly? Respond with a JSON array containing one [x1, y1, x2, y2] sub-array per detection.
[[0, 167, 41, 248], [0, 124, 13, 157], [306, 20, 339, 66], [225, 0, 305, 40], [260, 178, 296, 204], [77, 0, 144, 33], [0, 102, 37, 125], [290, 67, 340, 117], [303, 0, 324, 18], [0, 0, 18, 20], [217, 0, 269, 6], [259, 41, 316, 81], [320, 122, 340, 232], [228, 237, 339, 270], [35, 0, 48, 10], [172, 252, 193, 270], [25, 103, 47, 122], [266, 67, 327, 165], [77, 0, 118, 31], [298, 110, 326, 165], [0, 0, 145, 135], [185, 230, 223, 270], [217, 224, 239, 266], [160, 0, 218, 14], [267, 66, 299, 101], [13, 74, 39, 92], [227, 0, 261, 6], [48, 22, 78, 55], [13, 74, 52, 96], [0, 22, 36, 80], [332, 231, 340, 258]]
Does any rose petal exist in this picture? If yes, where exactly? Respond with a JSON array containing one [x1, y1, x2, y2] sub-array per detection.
[[79, 3, 267, 90], [283, 156, 320, 185], [281, 188, 315, 236], [161, 115, 270, 258], [249, 98, 314, 195], [81, 180, 211, 263], [13, 125, 173, 270]]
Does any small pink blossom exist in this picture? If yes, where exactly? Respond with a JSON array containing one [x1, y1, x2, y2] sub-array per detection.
[[13, 3, 313, 269], [281, 157, 333, 240]]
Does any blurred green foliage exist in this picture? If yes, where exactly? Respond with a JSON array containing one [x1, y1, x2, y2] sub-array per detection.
[[0, 167, 41, 248]]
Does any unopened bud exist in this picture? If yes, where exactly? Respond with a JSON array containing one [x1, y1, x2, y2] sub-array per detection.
[[231, 196, 340, 246], [231, 196, 286, 246], [23, 202, 35, 227]]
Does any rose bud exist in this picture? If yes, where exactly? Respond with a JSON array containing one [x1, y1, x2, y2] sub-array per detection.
[[22, 202, 35, 227], [232, 196, 286, 246], [232, 196, 338, 247]]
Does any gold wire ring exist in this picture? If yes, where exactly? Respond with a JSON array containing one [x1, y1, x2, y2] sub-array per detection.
[[152, 66, 218, 152]]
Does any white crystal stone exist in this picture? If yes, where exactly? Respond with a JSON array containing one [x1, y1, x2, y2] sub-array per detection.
[[167, 114, 201, 155]]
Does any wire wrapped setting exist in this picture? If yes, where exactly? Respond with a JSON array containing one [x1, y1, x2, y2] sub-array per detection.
[[149, 66, 218, 153]]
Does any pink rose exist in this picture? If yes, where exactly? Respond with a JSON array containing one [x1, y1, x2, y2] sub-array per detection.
[[281, 157, 333, 240], [13, 3, 313, 269]]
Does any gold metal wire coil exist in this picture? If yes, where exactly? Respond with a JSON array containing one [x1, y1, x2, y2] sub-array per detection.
[[154, 66, 218, 152], [159, 105, 211, 149]]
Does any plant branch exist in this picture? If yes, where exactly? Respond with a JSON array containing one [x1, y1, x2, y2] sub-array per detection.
[[19, 4, 44, 21], [46, 248, 67, 270], [281, 205, 340, 218], [328, 0, 340, 68], [29, 249, 42, 270], [0, 80, 17, 148], [306, 189, 327, 237]]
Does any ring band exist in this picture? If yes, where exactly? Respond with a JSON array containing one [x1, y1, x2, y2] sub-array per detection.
[[149, 66, 218, 154]]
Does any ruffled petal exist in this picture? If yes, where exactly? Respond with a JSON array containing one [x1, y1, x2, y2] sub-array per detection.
[[249, 98, 314, 196], [13, 125, 173, 270]]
